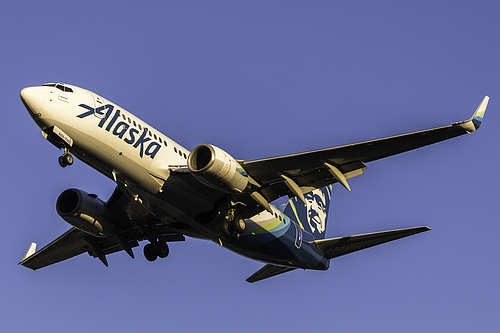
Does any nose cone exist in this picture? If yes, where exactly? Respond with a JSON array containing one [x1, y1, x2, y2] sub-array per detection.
[[20, 86, 46, 114]]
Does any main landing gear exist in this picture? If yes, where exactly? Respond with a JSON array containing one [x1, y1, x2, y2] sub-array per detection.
[[221, 207, 246, 238], [58, 148, 73, 168], [143, 242, 169, 262]]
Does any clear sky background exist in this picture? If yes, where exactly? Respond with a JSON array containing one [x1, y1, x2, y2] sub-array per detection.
[[1, 1, 499, 332]]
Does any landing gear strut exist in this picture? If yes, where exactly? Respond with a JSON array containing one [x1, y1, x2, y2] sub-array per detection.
[[143, 242, 169, 262], [58, 148, 73, 168]]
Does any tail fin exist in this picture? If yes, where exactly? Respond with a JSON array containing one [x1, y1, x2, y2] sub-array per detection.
[[281, 185, 333, 240]]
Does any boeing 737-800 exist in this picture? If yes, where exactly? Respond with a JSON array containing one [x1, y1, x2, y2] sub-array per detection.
[[18, 83, 489, 282]]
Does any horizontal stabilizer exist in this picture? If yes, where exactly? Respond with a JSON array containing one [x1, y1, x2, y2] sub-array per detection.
[[246, 264, 296, 283], [314, 226, 430, 259]]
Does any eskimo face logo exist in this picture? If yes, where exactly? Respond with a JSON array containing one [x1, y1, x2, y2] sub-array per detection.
[[305, 188, 328, 234], [77, 104, 161, 159]]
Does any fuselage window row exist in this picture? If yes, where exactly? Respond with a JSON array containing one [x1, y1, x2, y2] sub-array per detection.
[[118, 113, 169, 149]]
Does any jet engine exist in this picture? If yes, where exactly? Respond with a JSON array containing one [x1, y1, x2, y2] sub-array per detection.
[[56, 188, 116, 237], [188, 144, 248, 194]]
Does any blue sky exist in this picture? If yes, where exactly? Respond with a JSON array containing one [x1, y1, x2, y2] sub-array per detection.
[[2, 1, 499, 331]]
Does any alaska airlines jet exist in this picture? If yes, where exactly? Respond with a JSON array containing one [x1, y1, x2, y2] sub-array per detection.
[[18, 83, 489, 282]]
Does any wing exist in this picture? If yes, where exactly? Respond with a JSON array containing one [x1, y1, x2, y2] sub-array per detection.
[[19, 187, 185, 270], [18, 227, 141, 270], [19, 228, 89, 270], [239, 97, 489, 208]]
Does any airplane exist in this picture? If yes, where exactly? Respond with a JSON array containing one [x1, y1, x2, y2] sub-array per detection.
[[18, 82, 489, 282]]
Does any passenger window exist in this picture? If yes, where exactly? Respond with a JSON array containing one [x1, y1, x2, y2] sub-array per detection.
[[154, 134, 157, 140], [138, 124, 142, 130], [133, 120, 136, 127], [174, 147, 177, 153], [127, 117, 131, 124], [122, 114, 126, 120]]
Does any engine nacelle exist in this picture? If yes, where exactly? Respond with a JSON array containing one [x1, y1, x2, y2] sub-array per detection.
[[56, 189, 116, 237], [188, 144, 248, 194]]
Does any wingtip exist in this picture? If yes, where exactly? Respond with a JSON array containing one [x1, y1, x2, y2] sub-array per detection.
[[19, 243, 38, 270], [456, 96, 489, 132], [21, 242, 37, 261], [471, 96, 489, 130]]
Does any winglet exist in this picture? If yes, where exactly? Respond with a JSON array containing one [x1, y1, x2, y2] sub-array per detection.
[[21, 243, 37, 261], [470, 96, 489, 130]]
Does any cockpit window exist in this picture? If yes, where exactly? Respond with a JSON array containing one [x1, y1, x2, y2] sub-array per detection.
[[42, 83, 73, 93]]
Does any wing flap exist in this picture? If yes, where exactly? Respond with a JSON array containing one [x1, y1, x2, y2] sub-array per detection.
[[314, 226, 430, 259]]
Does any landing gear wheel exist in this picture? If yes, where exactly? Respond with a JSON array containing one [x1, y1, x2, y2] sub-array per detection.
[[143, 243, 158, 262], [221, 221, 232, 238], [155, 242, 169, 258], [58, 154, 73, 168], [63, 153, 73, 166], [58, 156, 67, 168], [232, 218, 246, 234]]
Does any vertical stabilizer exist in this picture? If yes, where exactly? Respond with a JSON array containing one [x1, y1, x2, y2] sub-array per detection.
[[281, 185, 333, 240]]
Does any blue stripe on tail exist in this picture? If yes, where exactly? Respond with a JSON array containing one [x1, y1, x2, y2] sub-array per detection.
[[280, 185, 333, 240]]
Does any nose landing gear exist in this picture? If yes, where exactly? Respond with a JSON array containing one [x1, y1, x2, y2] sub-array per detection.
[[58, 154, 73, 168], [58, 148, 73, 168]]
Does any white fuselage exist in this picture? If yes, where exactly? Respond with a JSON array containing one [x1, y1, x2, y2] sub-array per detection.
[[22, 84, 193, 191], [21, 84, 224, 238]]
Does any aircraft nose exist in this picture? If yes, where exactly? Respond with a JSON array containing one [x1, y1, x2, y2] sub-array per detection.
[[20, 86, 46, 114]]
